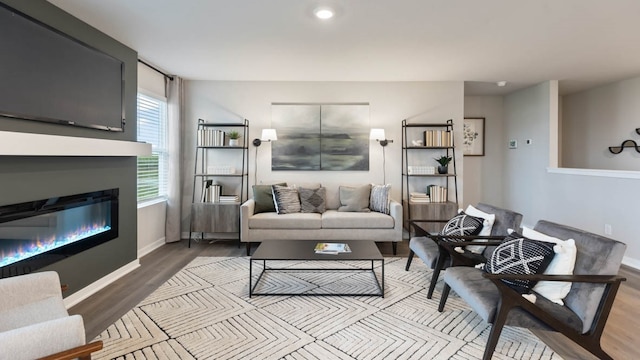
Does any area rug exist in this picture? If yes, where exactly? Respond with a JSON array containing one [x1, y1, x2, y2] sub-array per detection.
[[94, 257, 562, 359]]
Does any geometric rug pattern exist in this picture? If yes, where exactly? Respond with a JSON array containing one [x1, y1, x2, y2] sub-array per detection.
[[94, 257, 562, 359]]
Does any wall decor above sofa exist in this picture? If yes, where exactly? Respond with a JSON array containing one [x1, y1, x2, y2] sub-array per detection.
[[271, 103, 370, 171]]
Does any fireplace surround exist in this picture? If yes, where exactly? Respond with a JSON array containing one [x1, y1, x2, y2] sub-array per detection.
[[0, 188, 118, 278]]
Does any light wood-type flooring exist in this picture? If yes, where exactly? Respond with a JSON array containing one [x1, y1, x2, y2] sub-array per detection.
[[69, 239, 640, 360]]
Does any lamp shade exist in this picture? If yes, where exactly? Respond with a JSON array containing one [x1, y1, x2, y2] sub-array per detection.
[[370, 128, 386, 141], [261, 129, 277, 142]]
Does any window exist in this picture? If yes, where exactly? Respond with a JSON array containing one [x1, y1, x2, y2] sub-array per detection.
[[137, 92, 168, 202]]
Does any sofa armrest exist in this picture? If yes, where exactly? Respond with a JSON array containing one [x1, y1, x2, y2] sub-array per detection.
[[389, 199, 403, 240], [240, 199, 256, 243]]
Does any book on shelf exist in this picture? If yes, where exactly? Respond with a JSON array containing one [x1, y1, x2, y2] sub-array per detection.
[[314, 242, 351, 254], [422, 130, 452, 147], [219, 195, 239, 203]]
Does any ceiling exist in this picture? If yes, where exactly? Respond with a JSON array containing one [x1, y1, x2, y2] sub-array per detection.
[[48, 0, 640, 95]]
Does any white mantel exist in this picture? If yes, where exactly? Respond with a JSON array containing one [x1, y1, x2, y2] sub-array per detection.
[[0, 131, 151, 156]]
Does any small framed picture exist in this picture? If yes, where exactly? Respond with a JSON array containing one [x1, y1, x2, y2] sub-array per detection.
[[463, 117, 485, 156]]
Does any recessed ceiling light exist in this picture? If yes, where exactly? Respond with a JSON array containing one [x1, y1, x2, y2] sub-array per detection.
[[314, 7, 334, 20], [497, 81, 507, 87]]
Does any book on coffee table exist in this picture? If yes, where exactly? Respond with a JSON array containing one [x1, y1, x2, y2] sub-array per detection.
[[314, 242, 352, 254]]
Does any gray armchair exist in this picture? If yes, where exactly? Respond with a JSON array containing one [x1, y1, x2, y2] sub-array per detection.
[[405, 203, 523, 299], [438, 220, 626, 360], [0, 271, 103, 360]]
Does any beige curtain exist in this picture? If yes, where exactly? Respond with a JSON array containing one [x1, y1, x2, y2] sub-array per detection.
[[165, 76, 183, 242]]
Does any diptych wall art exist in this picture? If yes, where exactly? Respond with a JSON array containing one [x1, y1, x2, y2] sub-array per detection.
[[271, 103, 370, 171]]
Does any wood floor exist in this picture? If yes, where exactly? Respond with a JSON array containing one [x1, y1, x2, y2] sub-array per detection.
[[69, 239, 639, 360]]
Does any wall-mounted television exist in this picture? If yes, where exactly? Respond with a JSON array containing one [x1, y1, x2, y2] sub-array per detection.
[[0, 3, 125, 132]]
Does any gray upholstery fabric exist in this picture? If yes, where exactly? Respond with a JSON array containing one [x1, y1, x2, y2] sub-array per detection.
[[322, 210, 394, 229], [409, 236, 439, 269], [476, 203, 523, 257], [533, 220, 626, 334], [249, 212, 321, 229]]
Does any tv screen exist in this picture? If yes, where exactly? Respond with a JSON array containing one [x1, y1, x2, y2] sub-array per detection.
[[0, 3, 125, 132]]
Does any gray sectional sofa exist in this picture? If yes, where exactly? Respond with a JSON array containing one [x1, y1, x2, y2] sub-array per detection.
[[240, 183, 403, 255]]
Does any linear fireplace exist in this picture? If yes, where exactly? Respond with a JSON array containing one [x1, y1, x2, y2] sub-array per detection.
[[0, 188, 118, 278]]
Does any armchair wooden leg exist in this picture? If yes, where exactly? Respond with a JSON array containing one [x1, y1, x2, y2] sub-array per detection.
[[483, 300, 511, 360], [427, 253, 447, 299], [405, 250, 415, 271], [438, 283, 451, 312]]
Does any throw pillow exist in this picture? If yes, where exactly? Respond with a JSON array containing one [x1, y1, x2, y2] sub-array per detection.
[[338, 184, 371, 212], [252, 183, 286, 214], [369, 184, 391, 214], [463, 204, 496, 254], [484, 233, 556, 293], [523, 226, 577, 305], [299, 186, 326, 213], [272, 185, 301, 214], [439, 211, 484, 237]]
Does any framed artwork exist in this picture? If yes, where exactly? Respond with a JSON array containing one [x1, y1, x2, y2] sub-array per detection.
[[463, 117, 485, 156], [271, 103, 370, 171]]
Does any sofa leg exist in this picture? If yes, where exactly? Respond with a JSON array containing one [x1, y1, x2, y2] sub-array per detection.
[[392, 242, 398, 255], [246, 242, 251, 256]]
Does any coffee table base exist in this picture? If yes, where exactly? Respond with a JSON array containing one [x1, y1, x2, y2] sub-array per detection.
[[249, 259, 385, 298]]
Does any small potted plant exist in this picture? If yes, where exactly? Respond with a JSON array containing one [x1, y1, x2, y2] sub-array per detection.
[[228, 130, 240, 147], [434, 155, 452, 174]]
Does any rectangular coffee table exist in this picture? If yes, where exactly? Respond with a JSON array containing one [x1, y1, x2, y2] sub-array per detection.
[[249, 240, 384, 297]]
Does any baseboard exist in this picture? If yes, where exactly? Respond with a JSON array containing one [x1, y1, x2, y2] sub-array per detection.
[[63, 259, 140, 309], [622, 256, 640, 270], [138, 237, 166, 258]]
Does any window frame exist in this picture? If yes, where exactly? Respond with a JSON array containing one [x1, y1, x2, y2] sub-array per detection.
[[136, 89, 169, 203]]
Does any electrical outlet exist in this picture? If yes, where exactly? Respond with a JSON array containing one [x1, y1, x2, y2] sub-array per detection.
[[604, 224, 612, 235], [526, 139, 533, 145]]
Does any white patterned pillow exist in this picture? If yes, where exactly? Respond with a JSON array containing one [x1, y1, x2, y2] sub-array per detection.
[[272, 185, 300, 214], [369, 184, 391, 214], [484, 233, 556, 293]]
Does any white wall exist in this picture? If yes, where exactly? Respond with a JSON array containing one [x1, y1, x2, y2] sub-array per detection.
[[182, 81, 465, 230], [503, 81, 640, 268], [463, 96, 505, 208], [562, 75, 640, 170]]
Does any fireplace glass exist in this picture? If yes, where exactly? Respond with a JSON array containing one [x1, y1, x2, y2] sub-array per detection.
[[0, 188, 118, 277]]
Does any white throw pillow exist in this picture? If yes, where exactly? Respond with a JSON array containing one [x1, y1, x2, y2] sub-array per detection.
[[523, 226, 577, 305], [462, 205, 496, 253]]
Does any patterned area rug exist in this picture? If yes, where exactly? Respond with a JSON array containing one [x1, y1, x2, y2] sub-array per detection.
[[94, 257, 562, 359]]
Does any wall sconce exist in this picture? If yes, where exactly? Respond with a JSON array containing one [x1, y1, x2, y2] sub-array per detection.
[[253, 129, 277, 185], [253, 129, 278, 147], [370, 128, 393, 147], [370, 128, 392, 184]]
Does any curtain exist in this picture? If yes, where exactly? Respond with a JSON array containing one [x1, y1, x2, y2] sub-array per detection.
[[165, 76, 183, 242]]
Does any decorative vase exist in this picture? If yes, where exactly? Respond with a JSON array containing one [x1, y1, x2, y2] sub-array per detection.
[[229, 139, 239, 147], [437, 165, 448, 174]]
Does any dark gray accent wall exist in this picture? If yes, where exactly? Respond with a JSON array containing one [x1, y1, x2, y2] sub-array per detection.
[[0, 0, 138, 296]]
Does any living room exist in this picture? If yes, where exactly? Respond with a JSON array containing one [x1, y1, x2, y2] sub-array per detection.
[[1, 0, 639, 359]]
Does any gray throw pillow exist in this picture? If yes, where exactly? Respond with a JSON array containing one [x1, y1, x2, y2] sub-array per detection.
[[299, 186, 326, 213], [272, 185, 301, 214], [338, 184, 371, 212], [369, 184, 391, 214], [252, 183, 286, 213]]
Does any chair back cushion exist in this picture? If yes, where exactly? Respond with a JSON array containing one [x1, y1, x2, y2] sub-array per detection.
[[533, 220, 626, 334]]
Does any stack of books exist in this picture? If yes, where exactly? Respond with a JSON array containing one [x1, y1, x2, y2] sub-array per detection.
[[428, 185, 448, 203], [197, 129, 226, 146], [219, 195, 239, 203], [314, 242, 351, 254], [423, 130, 453, 147], [410, 192, 431, 203]]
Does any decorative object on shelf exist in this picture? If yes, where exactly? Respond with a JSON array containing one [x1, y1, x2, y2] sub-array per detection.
[[253, 128, 278, 185], [463, 117, 485, 156], [271, 103, 370, 171], [228, 130, 240, 147], [370, 128, 393, 183], [608, 128, 640, 154], [434, 155, 452, 174]]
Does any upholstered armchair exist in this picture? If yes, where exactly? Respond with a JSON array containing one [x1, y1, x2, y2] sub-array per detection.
[[0, 271, 103, 360], [405, 203, 523, 299], [438, 220, 626, 360]]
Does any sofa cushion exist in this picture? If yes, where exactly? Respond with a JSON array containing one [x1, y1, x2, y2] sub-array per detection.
[[272, 185, 301, 214], [338, 184, 371, 212], [252, 183, 286, 214], [369, 184, 391, 214], [249, 212, 321, 229], [322, 210, 394, 229], [484, 233, 556, 293], [299, 186, 326, 213]]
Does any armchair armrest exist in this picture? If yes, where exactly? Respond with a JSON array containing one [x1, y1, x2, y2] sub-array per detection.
[[38, 341, 103, 360], [483, 273, 626, 284]]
